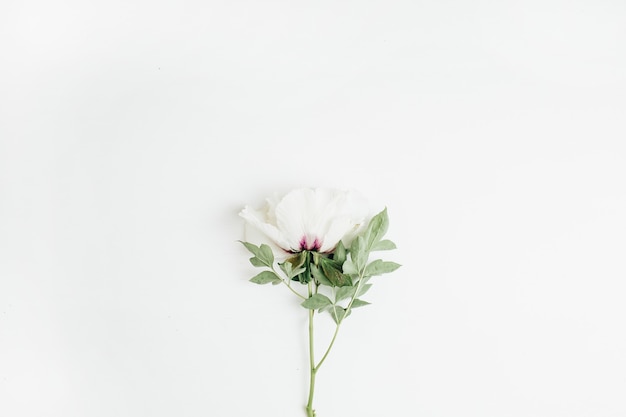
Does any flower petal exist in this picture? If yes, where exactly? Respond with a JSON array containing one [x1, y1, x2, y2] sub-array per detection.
[[274, 188, 369, 252], [239, 204, 292, 252], [273, 188, 315, 251], [318, 191, 369, 252]]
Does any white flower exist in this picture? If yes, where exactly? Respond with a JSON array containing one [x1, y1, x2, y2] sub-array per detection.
[[240, 188, 370, 255]]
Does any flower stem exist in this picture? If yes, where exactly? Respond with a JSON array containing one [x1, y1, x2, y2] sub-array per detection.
[[304, 270, 367, 416], [271, 267, 306, 300], [283, 279, 307, 300], [316, 269, 366, 370], [306, 281, 317, 417], [315, 323, 341, 371]]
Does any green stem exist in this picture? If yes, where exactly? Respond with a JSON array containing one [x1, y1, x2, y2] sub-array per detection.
[[271, 267, 306, 300], [305, 269, 366, 416], [306, 281, 317, 417], [283, 279, 307, 300], [315, 323, 341, 371], [316, 269, 366, 370]]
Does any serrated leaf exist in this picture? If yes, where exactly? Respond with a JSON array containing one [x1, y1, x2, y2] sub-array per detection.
[[351, 299, 371, 308], [371, 239, 397, 251], [365, 208, 389, 250], [335, 285, 357, 302], [249, 271, 281, 285], [301, 294, 333, 310], [364, 260, 401, 276]]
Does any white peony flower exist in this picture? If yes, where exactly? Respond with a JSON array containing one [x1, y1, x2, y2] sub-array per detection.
[[240, 188, 370, 255]]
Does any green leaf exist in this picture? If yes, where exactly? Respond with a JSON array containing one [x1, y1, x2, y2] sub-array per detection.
[[240, 240, 260, 256], [333, 241, 347, 264], [356, 283, 373, 297], [279, 261, 305, 280], [329, 306, 349, 324], [335, 285, 357, 302], [249, 256, 265, 267], [294, 270, 312, 284], [320, 258, 351, 287], [283, 251, 309, 283], [351, 299, 371, 308], [292, 268, 306, 278], [239, 241, 274, 267], [350, 236, 367, 273], [299, 262, 313, 284], [249, 271, 282, 285], [258, 244, 275, 266], [371, 239, 397, 251], [286, 251, 307, 269], [279, 261, 293, 276], [364, 208, 389, 250], [342, 259, 358, 275], [311, 264, 333, 286], [364, 260, 401, 276], [301, 294, 333, 310]]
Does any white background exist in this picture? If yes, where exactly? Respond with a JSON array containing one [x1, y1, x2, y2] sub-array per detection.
[[1, 1, 626, 416]]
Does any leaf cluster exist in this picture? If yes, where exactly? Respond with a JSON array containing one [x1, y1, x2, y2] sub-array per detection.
[[299, 208, 400, 323], [239, 241, 283, 285], [240, 208, 400, 324]]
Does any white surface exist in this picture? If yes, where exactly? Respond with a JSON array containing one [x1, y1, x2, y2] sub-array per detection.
[[1, 1, 626, 416]]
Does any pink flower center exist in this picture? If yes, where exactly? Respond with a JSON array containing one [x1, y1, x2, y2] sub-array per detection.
[[299, 236, 321, 251]]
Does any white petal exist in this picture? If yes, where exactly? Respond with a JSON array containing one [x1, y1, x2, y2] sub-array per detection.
[[318, 190, 369, 251], [318, 215, 354, 252], [242, 221, 291, 261], [274, 188, 314, 251], [239, 205, 292, 252], [263, 194, 282, 225], [274, 188, 369, 252]]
